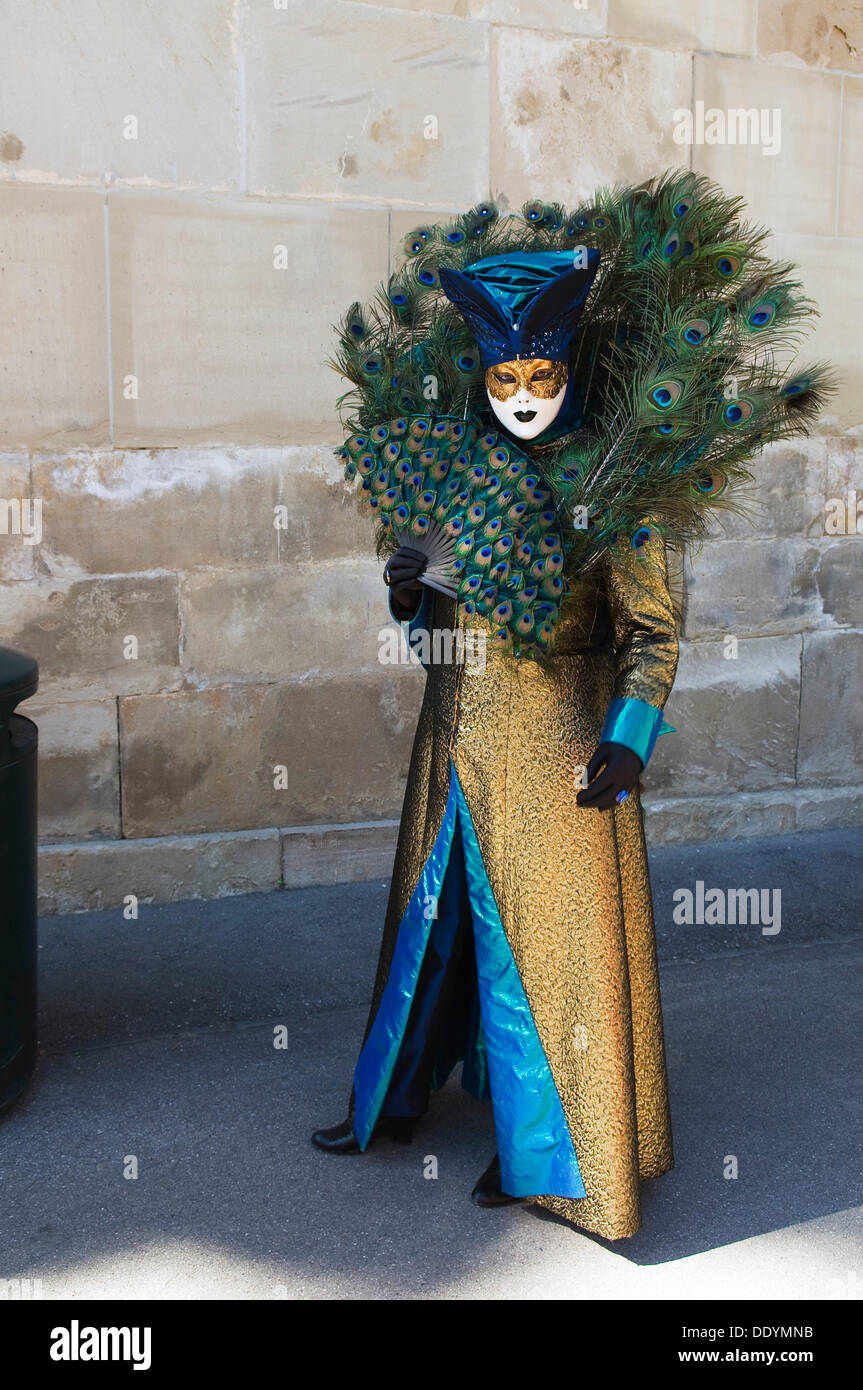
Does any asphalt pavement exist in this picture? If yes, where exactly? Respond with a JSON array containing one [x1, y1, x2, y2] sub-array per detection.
[[1, 826, 861, 1300]]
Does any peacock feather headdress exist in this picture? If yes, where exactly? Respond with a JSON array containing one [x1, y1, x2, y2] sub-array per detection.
[[331, 170, 835, 657]]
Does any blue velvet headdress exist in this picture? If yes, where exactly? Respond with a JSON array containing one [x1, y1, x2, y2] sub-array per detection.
[[438, 248, 600, 368]]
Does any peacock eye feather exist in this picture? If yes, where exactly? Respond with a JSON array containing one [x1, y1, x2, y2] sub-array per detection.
[[648, 380, 683, 409], [724, 399, 753, 425], [632, 526, 651, 549], [681, 318, 710, 346], [446, 229, 465, 244], [747, 302, 775, 329], [693, 469, 727, 497], [782, 376, 809, 396], [715, 254, 741, 278], [417, 268, 438, 287], [673, 200, 691, 217]]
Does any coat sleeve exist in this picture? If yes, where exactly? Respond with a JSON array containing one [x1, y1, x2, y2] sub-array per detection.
[[597, 521, 680, 769], [388, 585, 432, 671]]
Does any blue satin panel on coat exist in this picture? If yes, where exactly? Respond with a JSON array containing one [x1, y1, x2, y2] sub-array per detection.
[[352, 759, 586, 1199], [450, 773, 585, 1199], [352, 773, 459, 1149]]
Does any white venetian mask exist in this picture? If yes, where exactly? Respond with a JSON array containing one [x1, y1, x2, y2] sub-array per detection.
[[484, 358, 569, 441]]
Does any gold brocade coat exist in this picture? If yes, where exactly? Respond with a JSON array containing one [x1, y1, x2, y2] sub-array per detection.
[[355, 523, 679, 1240]]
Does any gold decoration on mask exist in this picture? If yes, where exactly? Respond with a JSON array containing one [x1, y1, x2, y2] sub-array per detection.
[[485, 358, 568, 401]]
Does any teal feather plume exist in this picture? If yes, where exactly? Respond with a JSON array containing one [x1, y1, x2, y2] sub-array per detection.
[[330, 171, 836, 656]]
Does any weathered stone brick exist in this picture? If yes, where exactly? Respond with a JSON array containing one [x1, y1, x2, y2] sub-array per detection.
[[704, 438, 829, 542], [608, 0, 755, 53], [30, 445, 372, 579], [37, 829, 282, 915], [769, 235, 863, 434], [798, 630, 863, 785], [0, 0, 240, 187], [0, 575, 180, 700], [814, 538, 863, 627], [839, 77, 863, 235], [0, 456, 35, 580], [282, 819, 400, 889], [119, 672, 423, 837], [684, 538, 823, 638], [109, 192, 388, 447], [0, 187, 108, 449], [692, 57, 841, 237], [180, 561, 400, 685], [652, 635, 802, 796], [758, 0, 863, 72], [475, 0, 603, 36], [25, 698, 120, 842], [491, 32, 691, 206], [245, 0, 488, 203]]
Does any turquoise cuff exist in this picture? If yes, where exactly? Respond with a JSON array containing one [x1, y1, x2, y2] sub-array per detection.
[[389, 586, 430, 667], [600, 696, 675, 769]]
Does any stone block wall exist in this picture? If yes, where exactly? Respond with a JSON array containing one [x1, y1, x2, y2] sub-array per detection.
[[0, 0, 860, 912]]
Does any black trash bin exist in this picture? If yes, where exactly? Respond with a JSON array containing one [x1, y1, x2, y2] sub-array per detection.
[[0, 646, 38, 1113]]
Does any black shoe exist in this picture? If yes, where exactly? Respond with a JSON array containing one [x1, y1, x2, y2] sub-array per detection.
[[471, 1152, 526, 1207], [311, 1115, 414, 1154]]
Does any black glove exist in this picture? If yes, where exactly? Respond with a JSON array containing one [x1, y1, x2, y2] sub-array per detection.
[[576, 741, 642, 812], [385, 545, 427, 619]]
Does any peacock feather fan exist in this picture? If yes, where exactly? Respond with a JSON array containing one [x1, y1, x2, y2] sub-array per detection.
[[330, 170, 836, 657], [339, 415, 565, 656]]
